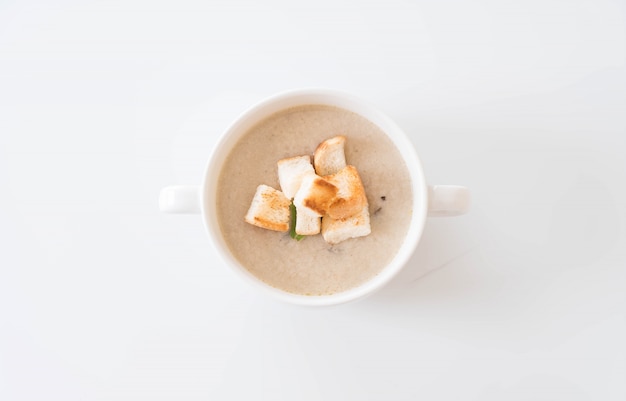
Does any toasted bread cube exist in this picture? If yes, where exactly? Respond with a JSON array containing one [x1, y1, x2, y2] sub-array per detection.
[[295, 206, 321, 235], [314, 135, 347, 176], [293, 173, 338, 217], [321, 206, 371, 245], [277, 155, 314, 200], [325, 165, 368, 220], [244, 185, 291, 232]]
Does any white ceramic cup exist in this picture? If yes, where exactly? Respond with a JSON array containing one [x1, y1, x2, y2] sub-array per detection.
[[159, 89, 469, 306]]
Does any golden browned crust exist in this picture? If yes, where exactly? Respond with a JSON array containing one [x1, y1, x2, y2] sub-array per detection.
[[313, 135, 347, 176], [244, 185, 290, 232], [301, 176, 338, 215], [321, 205, 371, 244], [325, 165, 368, 220], [252, 216, 289, 232]]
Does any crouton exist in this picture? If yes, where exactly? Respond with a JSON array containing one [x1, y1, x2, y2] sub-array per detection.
[[244, 184, 291, 232], [293, 173, 338, 217], [277, 155, 314, 199], [314, 135, 347, 176], [295, 206, 321, 236], [244, 136, 373, 242], [325, 165, 368, 220], [321, 205, 371, 245]]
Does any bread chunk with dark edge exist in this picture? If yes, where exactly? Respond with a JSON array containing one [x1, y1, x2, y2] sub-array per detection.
[[325, 165, 368, 220], [313, 135, 347, 176], [321, 205, 371, 245], [244, 185, 291, 232], [293, 172, 339, 217]]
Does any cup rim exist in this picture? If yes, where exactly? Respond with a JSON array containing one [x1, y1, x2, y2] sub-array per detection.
[[201, 88, 428, 306]]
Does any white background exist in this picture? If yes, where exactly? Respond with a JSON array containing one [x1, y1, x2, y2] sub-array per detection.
[[1, 0, 625, 400]]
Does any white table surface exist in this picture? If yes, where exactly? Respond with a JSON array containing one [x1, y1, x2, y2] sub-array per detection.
[[1, 1, 625, 400]]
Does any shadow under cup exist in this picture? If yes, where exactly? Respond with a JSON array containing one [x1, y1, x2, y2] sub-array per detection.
[[201, 89, 428, 306]]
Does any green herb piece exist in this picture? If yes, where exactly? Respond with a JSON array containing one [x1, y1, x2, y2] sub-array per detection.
[[289, 202, 305, 241]]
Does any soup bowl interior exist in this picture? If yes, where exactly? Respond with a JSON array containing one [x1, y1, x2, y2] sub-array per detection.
[[202, 89, 428, 306]]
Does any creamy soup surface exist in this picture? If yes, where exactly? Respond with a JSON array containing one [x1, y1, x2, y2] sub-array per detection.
[[216, 105, 413, 295]]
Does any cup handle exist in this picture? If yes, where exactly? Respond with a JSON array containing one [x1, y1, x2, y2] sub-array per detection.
[[158, 185, 469, 216], [427, 185, 470, 217], [159, 185, 201, 214]]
